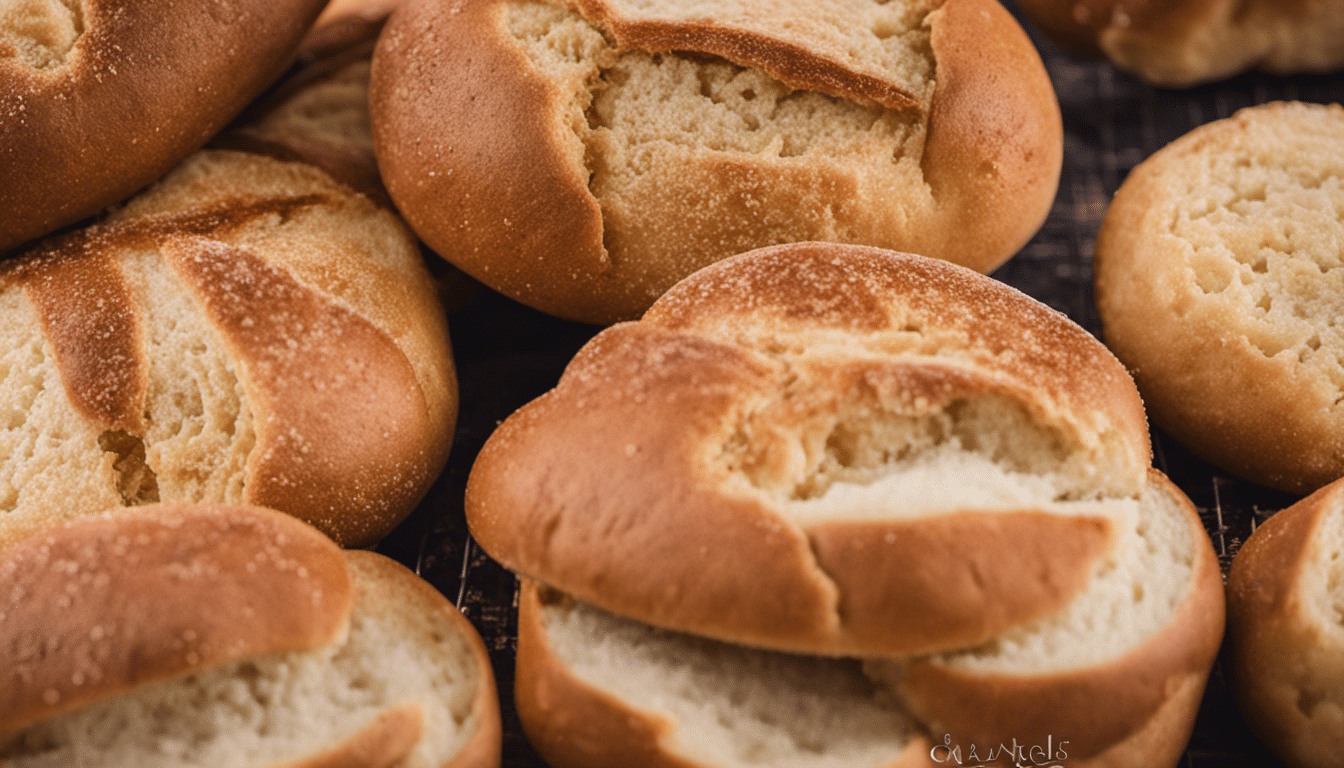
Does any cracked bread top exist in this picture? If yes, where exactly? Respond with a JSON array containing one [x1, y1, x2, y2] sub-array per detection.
[[465, 243, 1150, 657], [0, 0, 328, 254], [370, 0, 1062, 323], [1095, 101, 1344, 494], [0, 148, 456, 548]]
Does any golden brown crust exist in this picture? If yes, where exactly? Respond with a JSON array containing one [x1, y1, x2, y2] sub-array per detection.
[[0, 0, 328, 253], [1226, 479, 1344, 768], [514, 580, 938, 768], [467, 244, 1149, 656], [371, 0, 1061, 323], [895, 471, 1225, 761], [0, 503, 353, 737]]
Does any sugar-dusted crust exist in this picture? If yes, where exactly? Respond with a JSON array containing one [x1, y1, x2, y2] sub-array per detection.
[[1095, 101, 1344, 494], [0, 149, 456, 548], [370, 0, 1061, 323], [0, 0, 328, 253], [1015, 0, 1344, 86], [467, 243, 1148, 657], [0, 503, 352, 736], [1226, 478, 1344, 768]]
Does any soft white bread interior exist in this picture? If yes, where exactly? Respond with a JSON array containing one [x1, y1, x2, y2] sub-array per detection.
[[871, 470, 1224, 763], [0, 505, 501, 768], [516, 579, 936, 768], [372, 0, 1061, 322], [1227, 476, 1344, 768], [467, 243, 1150, 657]]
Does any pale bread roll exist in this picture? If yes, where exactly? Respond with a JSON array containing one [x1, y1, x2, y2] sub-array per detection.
[[1014, 0, 1344, 86], [1095, 101, 1344, 494]]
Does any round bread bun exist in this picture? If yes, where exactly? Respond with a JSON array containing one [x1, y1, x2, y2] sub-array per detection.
[[0, 0, 329, 254], [1094, 101, 1344, 494], [0, 503, 502, 768], [0, 147, 457, 549], [466, 242, 1150, 657], [1013, 0, 1344, 86], [370, 0, 1062, 323], [1226, 476, 1344, 768]]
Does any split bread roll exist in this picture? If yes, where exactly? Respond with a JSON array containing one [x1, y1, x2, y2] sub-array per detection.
[[467, 241, 1152, 658], [1227, 476, 1344, 768], [1094, 101, 1344, 494], [0, 503, 501, 768], [0, 146, 457, 548], [371, 0, 1063, 323], [0, 0, 329, 253], [1013, 0, 1344, 86], [514, 469, 1222, 767]]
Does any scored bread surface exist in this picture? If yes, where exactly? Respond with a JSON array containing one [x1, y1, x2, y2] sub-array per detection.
[[467, 243, 1150, 657], [371, 0, 1062, 322], [0, 0, 329, 252], [0, 149, 457, 547], [1095, 101, 1344, 494], [0, 545, 501, 768]]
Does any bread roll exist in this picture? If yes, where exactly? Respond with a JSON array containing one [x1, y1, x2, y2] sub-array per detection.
[[0, 0, 328, 253], [1227, 477, 1344, 768], [467, 242, 1150, 657], [371, 0, 1062, 323], [515, 470, 1222, 768], [0, 503, 501, 768], [1014, 0, 1344, 86], [0, 147, 457, 548], [1094, 101, 1344, 494]]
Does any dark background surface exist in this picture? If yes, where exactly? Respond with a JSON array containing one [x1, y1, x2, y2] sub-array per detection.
[[374, 11, 1344, 767]]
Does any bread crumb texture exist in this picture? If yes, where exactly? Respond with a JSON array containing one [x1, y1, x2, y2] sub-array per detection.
[[508, 0, 935, 277], [0, 0, 82, 69], [0, 551, 483, 768], [542, 587, 921, 768]]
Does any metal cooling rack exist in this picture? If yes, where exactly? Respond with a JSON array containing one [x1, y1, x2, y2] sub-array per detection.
[[375, 14, 1344, 767]]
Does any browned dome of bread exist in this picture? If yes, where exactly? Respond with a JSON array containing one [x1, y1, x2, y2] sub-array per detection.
[[466, 242, 1150, 657], [0, 503, 352, 736], [1014, 0, 1344, 86], [0, 0, 329, 254], [370, 0, 1062, 323], [1227, 477, 1344, 768], [0, 148, 457, 548]]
